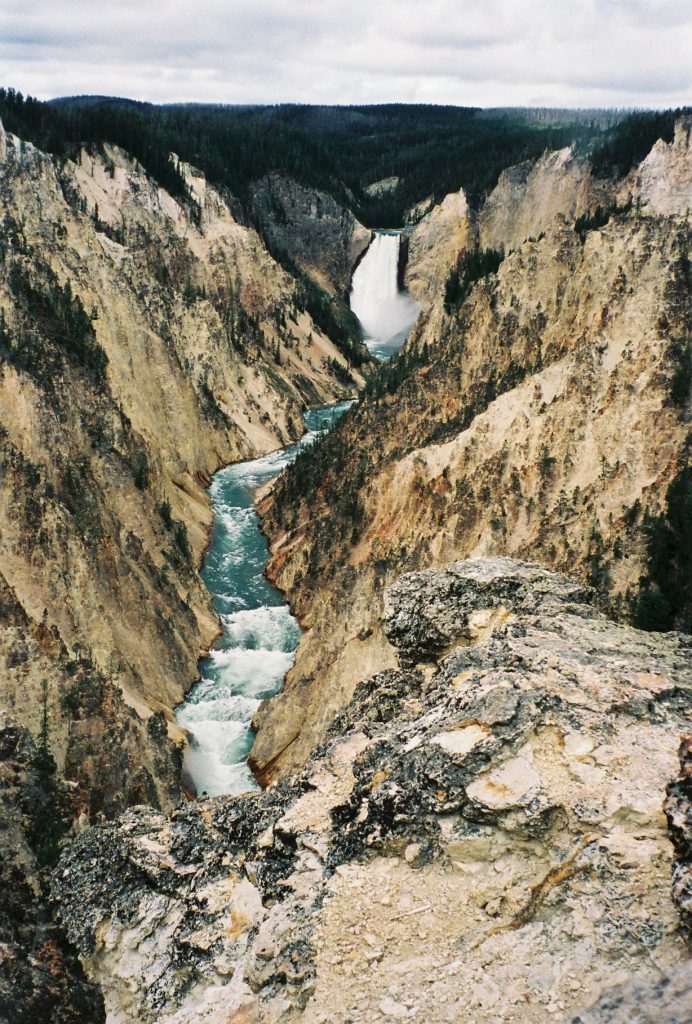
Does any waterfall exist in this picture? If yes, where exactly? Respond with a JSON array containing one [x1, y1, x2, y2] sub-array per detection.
[[350, 232, 420, 359]]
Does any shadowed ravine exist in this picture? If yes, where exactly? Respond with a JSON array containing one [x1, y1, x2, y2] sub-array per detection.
[[177, 230, 420, 796]]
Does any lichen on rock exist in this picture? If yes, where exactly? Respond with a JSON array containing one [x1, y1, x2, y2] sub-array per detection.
[[52, 558, 692, 1024], [665, 735, 692, 935]]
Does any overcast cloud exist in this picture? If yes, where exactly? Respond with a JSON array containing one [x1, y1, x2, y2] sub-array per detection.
[[1, 0, 690, 108]]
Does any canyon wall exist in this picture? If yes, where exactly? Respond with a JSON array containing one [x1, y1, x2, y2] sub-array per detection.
[[251, 120, 691, 785], [0, 122, 362, 816], [404, 188, 473, 306], [250, 172, 371, 297]]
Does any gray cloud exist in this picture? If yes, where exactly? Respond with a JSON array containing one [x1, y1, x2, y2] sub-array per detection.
[[0, 0, 690, 107]]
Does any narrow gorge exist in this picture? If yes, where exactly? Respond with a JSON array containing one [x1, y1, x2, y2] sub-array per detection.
[[176, 402, 351, 799], [178, 229, 419, 798]]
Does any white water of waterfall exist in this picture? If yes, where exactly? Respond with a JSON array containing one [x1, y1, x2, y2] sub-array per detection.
[[349, 231, 420, 359]]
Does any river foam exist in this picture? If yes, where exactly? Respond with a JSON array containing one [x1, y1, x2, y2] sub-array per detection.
[[176, 402, 352, 797]]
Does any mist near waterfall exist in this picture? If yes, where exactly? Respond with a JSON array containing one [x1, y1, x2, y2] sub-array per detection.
[[350, 233, 420, 360]]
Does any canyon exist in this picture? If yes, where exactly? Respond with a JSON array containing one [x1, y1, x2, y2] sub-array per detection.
[[0, 104, 689, 1023], [251, 117, 691, 786], [0, 121, 365, 815]]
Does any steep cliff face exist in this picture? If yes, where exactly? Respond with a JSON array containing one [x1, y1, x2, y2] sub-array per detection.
[[479, 117, 692, 254], [404, 188, 472, 306], [406, 123, 691, 309], [478, 147, 599, 254], [0, 122, 361, 815], [53, 560, 692, 1024], [620, 117, 692, 217], [250, 172, 371, 297], [251, 123, 690, 783]]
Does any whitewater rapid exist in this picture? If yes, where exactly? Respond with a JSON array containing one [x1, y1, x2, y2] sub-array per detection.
[[176, 403, 351, 796], [350, 231, 420, 359]]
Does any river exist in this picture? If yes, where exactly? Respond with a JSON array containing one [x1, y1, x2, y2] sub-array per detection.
[[176, 231, 419, 797]]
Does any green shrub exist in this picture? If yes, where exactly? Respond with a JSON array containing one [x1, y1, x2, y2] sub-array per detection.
[[364, 344, 429, 401], [158, 498, 173, 529], [631, 466, 691, 632], [444, 248, 504, 312], [173, 521, 192, 561], [574, 200, 631, 240], [131, 451, 149, 490], [668, 340, 691, 407], [538, 444, 556, 479]]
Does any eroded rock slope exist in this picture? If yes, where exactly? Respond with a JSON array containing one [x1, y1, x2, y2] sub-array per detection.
[[250, 172, 371, 297], [251, 118, 691, 784]]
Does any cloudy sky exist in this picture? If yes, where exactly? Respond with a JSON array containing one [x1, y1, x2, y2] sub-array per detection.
[[2, 0, 690, 108]]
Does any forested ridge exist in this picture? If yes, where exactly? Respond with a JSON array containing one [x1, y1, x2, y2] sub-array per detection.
[[1, 88, 685, 228]]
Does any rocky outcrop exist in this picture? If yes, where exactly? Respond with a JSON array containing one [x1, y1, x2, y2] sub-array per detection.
[[53, 559, 692, 1024], [250, 172, 371, 297], [404, 195, 435, 224], [0, 571, 182, 818], [364, 176, 400, 198], [404, 188, 472, 306], [620, 116, 692, 217], [402, 123, 692, 338], [478, 116, 692, 257], [478, 147, 604, 254], [0, 128, 361, 815]]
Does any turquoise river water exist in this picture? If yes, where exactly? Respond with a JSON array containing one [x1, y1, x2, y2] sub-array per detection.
[[176, 231, 419, 796]]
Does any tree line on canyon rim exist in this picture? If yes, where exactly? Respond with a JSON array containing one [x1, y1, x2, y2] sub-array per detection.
[[0, 87, 686, 227], [0, 87, 685, 375]]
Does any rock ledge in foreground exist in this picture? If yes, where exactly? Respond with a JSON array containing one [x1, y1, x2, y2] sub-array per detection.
[[53, 558, 692, 1024]]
